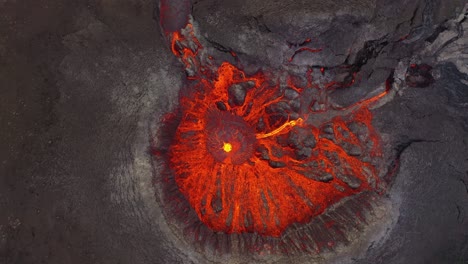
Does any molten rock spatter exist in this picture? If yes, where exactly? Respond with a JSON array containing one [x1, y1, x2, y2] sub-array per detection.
[[157, 22, 388, 242]]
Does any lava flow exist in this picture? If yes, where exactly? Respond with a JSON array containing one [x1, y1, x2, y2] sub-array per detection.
[[154, 19, 389, 239]]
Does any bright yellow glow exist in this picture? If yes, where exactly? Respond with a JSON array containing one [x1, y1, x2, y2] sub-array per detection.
[[256, 118, 304, 139], [223, 142, 233, 153]]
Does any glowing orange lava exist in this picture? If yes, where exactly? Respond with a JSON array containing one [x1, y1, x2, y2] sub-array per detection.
[[164, 24, 387, 237]]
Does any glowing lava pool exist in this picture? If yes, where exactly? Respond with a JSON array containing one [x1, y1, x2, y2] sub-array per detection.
[[153, 3, 391, 252]]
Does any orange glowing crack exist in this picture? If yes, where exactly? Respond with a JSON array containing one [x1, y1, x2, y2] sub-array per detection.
[[256, 118, 304, 139]]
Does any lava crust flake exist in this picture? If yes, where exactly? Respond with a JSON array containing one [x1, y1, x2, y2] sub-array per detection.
[[158, 23, 387, 238]]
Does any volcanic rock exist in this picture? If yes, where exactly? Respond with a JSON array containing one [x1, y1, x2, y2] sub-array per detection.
[[211, 196, 223, 213], [320, 124, 335, 141], [256, 117, 266, 132], [255, 145, 270, 160], [244, 211, 254, 229], [437, 19, 468, 75], [302, 171, 334, 182], [287, 130, 301, 149], [228, 83, 247, 106], [349, 121, 370, 142], [271, 146, 284, 158], [336, 174, 362, 189], [288, 98, 301, 113], [216, 101, 227, 111], [310, 101, 326, 112], [295, 147, 312, 160], [268, 160, 286, 168], [342, 142, 363, 157], [284, 88, 300, 99], [405, 64, 435, 88], [322, 124, 334, 135], [303, 135, 317, 148]]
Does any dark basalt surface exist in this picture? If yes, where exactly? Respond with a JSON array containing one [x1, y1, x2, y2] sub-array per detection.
[[1, 0, 467, 263]]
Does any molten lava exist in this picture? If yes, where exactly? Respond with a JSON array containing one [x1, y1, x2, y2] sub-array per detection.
[[159, 22, 388, 238], [222, 143, 232, 153]]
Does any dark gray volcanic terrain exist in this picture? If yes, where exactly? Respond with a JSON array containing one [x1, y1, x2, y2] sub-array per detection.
[[1, 0, 467, 263]]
